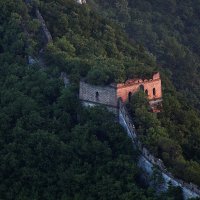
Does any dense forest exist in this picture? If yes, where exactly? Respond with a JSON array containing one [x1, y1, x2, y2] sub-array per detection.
[[0, 0, 200, 199], [0, 0, 182, 199], [88, 0, 200, 186], [89, 0, 200, 107]]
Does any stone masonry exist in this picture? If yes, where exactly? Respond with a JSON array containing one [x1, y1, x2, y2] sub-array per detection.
[[79, 81, 117, 107], [79, 72, 162, 112], [116, 72, 162, 102], [79, 81, 118, 114]]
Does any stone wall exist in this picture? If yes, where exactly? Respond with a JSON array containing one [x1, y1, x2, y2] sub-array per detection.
[[60, 72, 69, 87], [79, 73, 162, 112], [36, 9, 53, 44], [82, 101, 118, 115], [117, 72, 162, 102], [118, 100, 200, 199], [79, 81, 118, 108]]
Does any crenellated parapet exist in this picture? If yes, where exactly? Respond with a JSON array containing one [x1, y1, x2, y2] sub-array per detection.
[[116, 72, 162, 104], [79, 72, 162, 112]]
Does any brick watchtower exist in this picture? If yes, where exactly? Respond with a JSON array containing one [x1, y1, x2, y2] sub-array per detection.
[[79, 72, 162, 113]]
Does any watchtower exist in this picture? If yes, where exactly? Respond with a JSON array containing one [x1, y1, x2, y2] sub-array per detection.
[[79, 72, 162, 113]]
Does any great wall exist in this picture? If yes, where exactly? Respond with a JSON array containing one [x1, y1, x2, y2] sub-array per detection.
[[118, 100, 200, 199], [79, 73, 200, 199], [24, 0, 200, 199]]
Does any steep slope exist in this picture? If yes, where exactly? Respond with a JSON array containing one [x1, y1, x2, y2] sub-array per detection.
[[0, 0, 185, 199], [37, 0, 159, 84], [86, 0, 200, 186], [89, 0, 200, 107]]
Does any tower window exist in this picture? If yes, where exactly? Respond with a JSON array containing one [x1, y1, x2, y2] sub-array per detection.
[[145, 89, 148, 96], [153, 88, 156, 96], [96, 91, 99, 101]]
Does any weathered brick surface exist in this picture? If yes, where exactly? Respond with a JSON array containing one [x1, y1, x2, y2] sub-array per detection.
[[117, 72, 162, 102], [79, 72, 162, 110], [79, 81, 117, 107]]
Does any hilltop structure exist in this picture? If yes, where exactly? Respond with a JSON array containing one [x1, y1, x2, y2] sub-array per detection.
[[79, 72, 162, 113], [79, 73, 200, 199]]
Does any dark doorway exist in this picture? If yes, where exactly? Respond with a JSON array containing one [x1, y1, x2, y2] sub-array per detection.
[[140, 85, 144, 91], [145, 89, 148, 96], [153, 88, 156, 96]]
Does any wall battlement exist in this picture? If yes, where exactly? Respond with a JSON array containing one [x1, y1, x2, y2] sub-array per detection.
[[115, 72, 160, 88], [79, 72, 162, 112]]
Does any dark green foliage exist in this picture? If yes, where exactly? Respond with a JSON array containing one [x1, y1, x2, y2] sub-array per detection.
[[0, 1, 167, 199], [37, 0, 157, 84], [1, 0, 199, 198], [91, 0, 200, 187], [160, 183, 184, 200], [91, 1, 200, 106], [127, 91, 200, 185], [0, 58, 158, 199]]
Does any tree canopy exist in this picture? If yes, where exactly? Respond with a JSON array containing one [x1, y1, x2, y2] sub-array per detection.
[[0, 0, 199, 199]]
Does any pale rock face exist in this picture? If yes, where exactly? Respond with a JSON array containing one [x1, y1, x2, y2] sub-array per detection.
[[76, 0, 86, 4]]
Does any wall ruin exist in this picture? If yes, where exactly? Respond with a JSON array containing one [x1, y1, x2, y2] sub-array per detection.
[[116, 72, 162, 103], [79, 72, 162, 112], [76, 0, 86, 4], [79, 81, 118, 107]]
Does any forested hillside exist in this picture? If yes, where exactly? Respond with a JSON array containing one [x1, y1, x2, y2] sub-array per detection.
[[0, 0, 188, 199], [88, 0, 200, 186], [89, 0, 200, 107]]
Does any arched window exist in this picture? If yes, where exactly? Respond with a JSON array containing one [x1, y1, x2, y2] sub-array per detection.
[[96, 91, 99, 101], [153, 88, 156, 96], [128, 92, 132, 102], [145, 89, 148, 96], [140, 85, 144, 91]]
